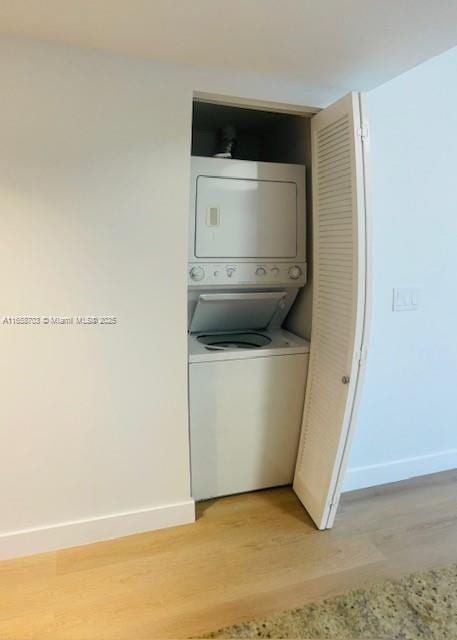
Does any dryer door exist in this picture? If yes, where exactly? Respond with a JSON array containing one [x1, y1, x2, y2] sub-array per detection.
[[195, 176, 297, 259]]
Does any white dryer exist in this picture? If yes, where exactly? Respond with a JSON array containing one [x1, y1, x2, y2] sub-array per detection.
[[188, 157, 307, 289]]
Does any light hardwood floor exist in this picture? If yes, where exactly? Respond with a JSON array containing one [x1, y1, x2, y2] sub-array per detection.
[[1, 469, 457, 639]]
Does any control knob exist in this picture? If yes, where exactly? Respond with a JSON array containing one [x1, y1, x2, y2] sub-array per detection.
[[288, 265, 302, 280], [226, 267, 236, 278], [255, 266, 266, 276], [189, 266, 205, 282]]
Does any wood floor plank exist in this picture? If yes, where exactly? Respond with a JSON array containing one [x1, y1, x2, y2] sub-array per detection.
[[0, 611, 56, 640], [0, 469, 456, 638], [0, 553, 56, 623]]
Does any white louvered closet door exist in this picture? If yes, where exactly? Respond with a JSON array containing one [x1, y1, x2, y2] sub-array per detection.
[[293, 93, 367, 530]]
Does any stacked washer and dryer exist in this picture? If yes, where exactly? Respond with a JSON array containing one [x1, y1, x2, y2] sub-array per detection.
[[188, 157, 310, 501]]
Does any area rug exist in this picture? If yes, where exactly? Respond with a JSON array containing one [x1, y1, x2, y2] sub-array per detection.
[[204, 564, 457, 639]]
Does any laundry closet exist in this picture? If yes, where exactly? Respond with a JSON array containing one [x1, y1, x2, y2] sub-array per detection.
[[187, 94, 369, 530]]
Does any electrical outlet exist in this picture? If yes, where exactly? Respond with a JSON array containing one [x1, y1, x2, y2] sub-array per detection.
[[393, 288, 420, 312]]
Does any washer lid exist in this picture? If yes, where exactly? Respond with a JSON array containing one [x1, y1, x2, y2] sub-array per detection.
[[189, 291, 287, 333]]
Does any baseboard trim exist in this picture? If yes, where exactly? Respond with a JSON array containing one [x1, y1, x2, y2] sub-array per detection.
[[343, 448, 457, 492], [0, 499, 196, 560]]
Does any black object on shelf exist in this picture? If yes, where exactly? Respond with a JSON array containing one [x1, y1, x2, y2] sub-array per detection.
[[214, 125, 237, 158]]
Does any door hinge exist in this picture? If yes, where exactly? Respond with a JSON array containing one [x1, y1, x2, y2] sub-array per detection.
[[357, 125, 369, 140], [357, 345, 368, 365]]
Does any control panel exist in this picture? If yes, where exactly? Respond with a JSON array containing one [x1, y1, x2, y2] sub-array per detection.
[[188, 263, 307, 287]]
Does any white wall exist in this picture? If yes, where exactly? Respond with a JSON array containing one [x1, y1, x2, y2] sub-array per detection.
[[0, 39, 197, 558], [345, 47, 457, 490], [0, 37, 341, 558]]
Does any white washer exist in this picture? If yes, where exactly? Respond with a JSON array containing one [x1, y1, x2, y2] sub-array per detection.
[[188, 292, 310, 501]]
